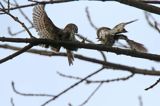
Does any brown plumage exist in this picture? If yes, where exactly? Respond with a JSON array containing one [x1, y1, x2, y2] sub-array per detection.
[[33, 4, 62, 52], [33, 4, 78, 65], [126, 39, 147, 53], [63, 23, 78, 65], [114, 34, 147, 52]]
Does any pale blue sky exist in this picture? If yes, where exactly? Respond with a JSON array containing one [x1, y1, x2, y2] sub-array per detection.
[[0, 1, 160, 106]]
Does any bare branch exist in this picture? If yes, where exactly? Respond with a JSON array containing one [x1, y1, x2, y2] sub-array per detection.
[[78, 83, 103, 106], [57, 72, 134, 83], [8, 26, 33, 36], [0, 37, 160, 62], [1, 44, 160, 76], [98, 0, 160, 15], [144, 12, 160, 34], [0, 43, 33, 64], [12, 81, 55, 97], [10, 98, 15, 106], [138, 96, 143, 106], [41, 67, 105, 106], [85, 7, 98, 30], [13, 0, 33, 26], [0, 0, 76, 12], [0, 4, 35, 38], [145, 78, 160, 90], [142, 0, 160, 4]]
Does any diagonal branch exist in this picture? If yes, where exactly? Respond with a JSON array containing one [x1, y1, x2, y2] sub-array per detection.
[[13, 0, 33, 26], [145, 78, 160, 90], [0, 43, 33, 64], [41, 67, 105, 106], [78, 83, 103, 106]]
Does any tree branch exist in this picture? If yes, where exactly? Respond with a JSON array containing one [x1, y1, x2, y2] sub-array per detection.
[[0, 37, 160, 62], [12, 81, 55, 97], [0, 43, 34, 64], [41, 67, 105, 106], [1, 44, 160, 76]]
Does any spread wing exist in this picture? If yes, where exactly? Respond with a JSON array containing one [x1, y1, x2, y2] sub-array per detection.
[[32, 4, 61, 40]]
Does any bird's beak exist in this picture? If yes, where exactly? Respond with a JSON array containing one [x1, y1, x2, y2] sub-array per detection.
[[122, 28, 128, 33]]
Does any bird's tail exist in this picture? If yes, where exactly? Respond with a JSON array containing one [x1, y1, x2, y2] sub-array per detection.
[[127, 40, 148, 53], [115, 34, 147, 52], [66, 49, 74, 66]]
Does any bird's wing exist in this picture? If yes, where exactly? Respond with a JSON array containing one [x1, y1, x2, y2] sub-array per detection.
[[32, 4, 61, 39]]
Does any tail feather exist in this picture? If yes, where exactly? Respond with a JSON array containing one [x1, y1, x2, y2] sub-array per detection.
[[66, 49, 74, 66], [127, 40, 147, 53]]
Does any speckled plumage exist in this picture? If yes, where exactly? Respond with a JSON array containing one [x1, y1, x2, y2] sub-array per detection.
[[97, 27, 115, 47], [33, 4, 62, 52], [32, 4, 78, 65]]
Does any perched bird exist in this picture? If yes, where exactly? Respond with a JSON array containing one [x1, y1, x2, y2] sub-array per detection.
[[32, 4, 78, 65], [63, 23, 79, 65], [97, 27, 147, 53], [97, 27, 115, 47], [112, 19, 138, 34]]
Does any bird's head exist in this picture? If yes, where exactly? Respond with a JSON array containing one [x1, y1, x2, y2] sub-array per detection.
[[97, 27, 111, 41], [64, 23, 78, 34]]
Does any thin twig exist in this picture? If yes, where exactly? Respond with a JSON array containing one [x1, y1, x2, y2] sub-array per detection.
[[10, 98, 15, 106], [41, 67, 105, 106], [145, 78, 160, 90], [57, 72, 134, 83], [144, 12, 160, 33], [8, 26, 33, 36], [138, 96, 143, 106], [0, 43, 33, 64], [0, 3, 35, 38], [78, 83, 103, 106], [7, 0, 10, 12], [85, 7, 98, 30], [2, 0, 16, 6], [11, 81, 55, 97], [13, 0, 33, 26]]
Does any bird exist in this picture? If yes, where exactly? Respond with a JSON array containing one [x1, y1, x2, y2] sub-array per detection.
[[111, 19, 138, 35], [97, 27, 147, 53], [63, 23, 79, 65], [97, 27, 115, 47], [32, 4, 78, 65]]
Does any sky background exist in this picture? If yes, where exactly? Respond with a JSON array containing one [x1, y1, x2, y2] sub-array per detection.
[[0, 0, 160, 106]]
